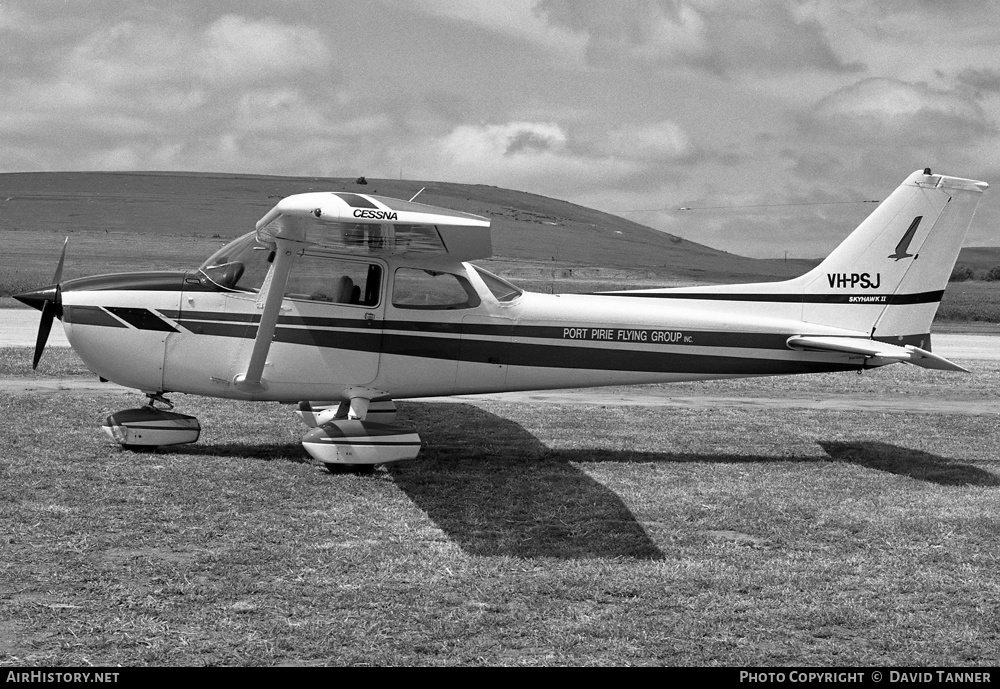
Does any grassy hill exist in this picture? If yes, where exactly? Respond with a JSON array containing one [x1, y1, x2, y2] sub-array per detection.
[[0, 171, 995, 299], [0, 171, 815, 296]]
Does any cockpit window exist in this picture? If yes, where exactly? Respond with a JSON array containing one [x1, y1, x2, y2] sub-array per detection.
[[392, 268, 481, 310], [198, 233, 382, 306], [198, 232, 273, 293], [472, 266, 522, 302], [285, 252, 381, 306]]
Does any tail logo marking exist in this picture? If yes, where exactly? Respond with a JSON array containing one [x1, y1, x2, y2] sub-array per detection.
[[888, 216, 922, 261]]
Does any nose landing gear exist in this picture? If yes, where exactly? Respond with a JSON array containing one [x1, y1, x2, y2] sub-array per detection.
[[102, 394, 201, 450]]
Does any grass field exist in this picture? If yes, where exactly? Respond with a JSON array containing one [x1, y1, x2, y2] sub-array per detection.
[[2, 348, 998, 666]]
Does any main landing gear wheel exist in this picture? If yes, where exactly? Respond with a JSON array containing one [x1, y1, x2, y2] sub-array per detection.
[[296, 400, 422, 468], [301, 420, 421, 466]]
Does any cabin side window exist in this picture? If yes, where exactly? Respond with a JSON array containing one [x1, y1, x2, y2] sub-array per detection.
[[391, 268, 481, 310], [285, 253, 382, 306]]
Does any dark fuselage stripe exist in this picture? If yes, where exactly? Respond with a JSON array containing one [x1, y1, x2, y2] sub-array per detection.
[[169, 311, 793, 348], [171, 317, 858, 375], [105, 307, 178, 332], [592, 290, 945, 305], [63, 305, 128, 328], [71, 308, 925, 376]]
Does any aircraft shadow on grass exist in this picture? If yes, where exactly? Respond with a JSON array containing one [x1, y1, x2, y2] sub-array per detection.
[[164, 403, 998, 560], [818, 441, 1000, 487], [167, 403, 668, 560], [164, 441, 311, 462]]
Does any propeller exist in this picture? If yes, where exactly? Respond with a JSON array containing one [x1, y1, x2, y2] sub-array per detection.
[[13, 238, 68, 369]]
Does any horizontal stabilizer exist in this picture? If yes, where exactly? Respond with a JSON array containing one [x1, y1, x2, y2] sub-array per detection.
[[786, 336, 968, 372]]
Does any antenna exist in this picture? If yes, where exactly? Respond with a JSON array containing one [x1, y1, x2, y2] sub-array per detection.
[[408, 187, 426, 203]]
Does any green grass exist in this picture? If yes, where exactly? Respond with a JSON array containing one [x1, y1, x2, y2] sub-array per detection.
[[0, 347, 93, 378], [937, 281, 1000, 322], [2, 352, 999, 666]]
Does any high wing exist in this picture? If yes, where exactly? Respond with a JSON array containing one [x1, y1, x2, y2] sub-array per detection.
[[255, 191, 491, 260], [235, 192, 492, 392], [786, 336, 968, 372]]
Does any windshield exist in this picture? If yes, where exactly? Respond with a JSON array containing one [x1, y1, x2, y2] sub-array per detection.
[[198, 231, 274, 292], [472, 265, 522, 302]]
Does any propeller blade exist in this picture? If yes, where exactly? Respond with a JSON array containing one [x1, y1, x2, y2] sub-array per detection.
[[32, 299, 56, 370], [53, 237, 68, 284], [17, 238, 69, 370]]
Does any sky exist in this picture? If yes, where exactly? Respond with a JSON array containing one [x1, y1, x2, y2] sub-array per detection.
[[3, 0, 1000, 258]]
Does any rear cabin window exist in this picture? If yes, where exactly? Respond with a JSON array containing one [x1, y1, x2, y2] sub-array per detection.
[[284, 253, 382, 306], [392, 268, 481, 310], [472, 265, 522, 302]]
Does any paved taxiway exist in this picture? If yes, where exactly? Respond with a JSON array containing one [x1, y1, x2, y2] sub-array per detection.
[[2, 308, 70, 347]]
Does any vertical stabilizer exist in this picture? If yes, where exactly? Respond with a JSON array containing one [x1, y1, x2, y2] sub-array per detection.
[[795, 169, 987, 340]]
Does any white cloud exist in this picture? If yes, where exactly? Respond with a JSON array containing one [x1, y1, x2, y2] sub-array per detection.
[[200, 15, 331, 85], [532, 0, 855, 74], [406, 0, 587, 60], [810, 77, 990, 142], [398, 121, 639, 195], [0, 13, 342, 173], [62, 15, 332, 90], [536, 0, 708, 65], [440, 121, 567, 159], [599, 121, 691, 160], [0, 4, 27, 30]]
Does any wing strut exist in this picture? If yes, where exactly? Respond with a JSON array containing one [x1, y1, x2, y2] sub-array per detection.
[[234, 240, 297, 392]]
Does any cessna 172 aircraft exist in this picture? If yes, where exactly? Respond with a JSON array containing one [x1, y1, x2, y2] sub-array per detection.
[[14, 169, 988, 468]]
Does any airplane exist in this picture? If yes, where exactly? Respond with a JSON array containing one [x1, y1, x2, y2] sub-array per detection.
[[14, 168, 989, 469]]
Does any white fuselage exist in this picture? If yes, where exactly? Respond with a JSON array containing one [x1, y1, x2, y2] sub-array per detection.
[[59, 255, 870, 403]]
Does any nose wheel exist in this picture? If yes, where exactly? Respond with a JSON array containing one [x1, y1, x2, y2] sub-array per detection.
[[102, 394, 201, 450]]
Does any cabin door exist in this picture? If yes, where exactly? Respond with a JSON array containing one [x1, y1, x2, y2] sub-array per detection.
[[456, 315, 513, 393], [261, 255, 385, 390]]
